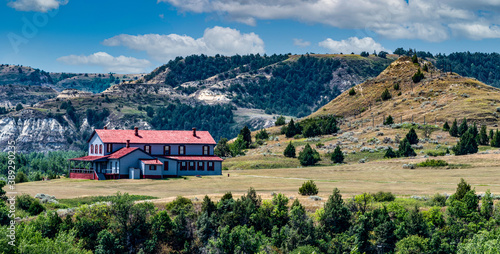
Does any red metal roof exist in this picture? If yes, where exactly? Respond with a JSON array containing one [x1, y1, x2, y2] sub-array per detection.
[[92, 129, 216, 145], [107, 147, 140, 159], [163, 156, 224, 162], [69, 155, 108, 162], [140, 159, 163, 165]]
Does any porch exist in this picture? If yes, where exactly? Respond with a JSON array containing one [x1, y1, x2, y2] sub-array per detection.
[[68, 155, 119, 180]]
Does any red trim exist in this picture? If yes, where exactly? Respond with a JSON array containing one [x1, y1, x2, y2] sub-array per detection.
[[70, 172, 95, 180], [91, 144, 94, 154], [119, 174, 129, 179], [162, 156, 223, 161], [142, 175, 162, 179]]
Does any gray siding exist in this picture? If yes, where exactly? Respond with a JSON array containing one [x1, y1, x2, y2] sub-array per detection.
[[89, 135, 104, 155], [118, 150, 154, 175]]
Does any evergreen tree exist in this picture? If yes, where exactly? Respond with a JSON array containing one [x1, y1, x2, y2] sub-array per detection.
[[449, 119, 459, 137], [303, 122, 320, 138], [331, 146, 344, 164], [423, 63, 429, 72], [412, 68, 424, 83], [393, 83, 400, 90], [412, 53, 418, 63], [286, 119, 298, 138], [284, 142, 296, 158], [16, 103, 23, 111], [384, 147, 398, 158], [255, 129, 269, 140], [381, 88, 392, 101], [240, 126, 252, 148], [458, 118, 468, 137], [298, 144, 320, 166], [489, 129, 494, 140], [384, 115, 394, 125], [275, 116, 286, 126], [443, 121, 450, 131], [214, 138, 231, 157], [398, 138, 416, 157], [452, 129, 478, 155], [349, 88, 356, 96], [406, 128, 419, 145], [490, 130, 500, 147], [320, 188, 350, 235]]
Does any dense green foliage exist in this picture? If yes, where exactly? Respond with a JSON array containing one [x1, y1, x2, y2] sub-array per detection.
[[417, 159, 448, 167], [298, 144, 320, 166], [298, 180, 319, 195], [2, 179, 500, 253], [384, 147, 398, 158], [349, 88, 356, 96], [450, 119, 459, 137], [491, 130, 500, 148], [453, 127, 479, 155], [283, 142, 296, 158], [214, 138, 231, 157], [443, 121, 450, 131], [149, 103, 237, 141], [398, 138, 417, 157], [381, 88, 392, 101], [412, 68, 425, 83], [239, 126, 252, 148], [331, 146, 344, 164], [406, 128, 419, 145], [384, 115, 394, 125], [275, 116, 286, 126], [255, 129, 269, 140], [0, 151, 86, 181], [159, 54, 289, 86]]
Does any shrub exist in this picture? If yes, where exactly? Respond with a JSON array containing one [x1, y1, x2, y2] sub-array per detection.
[[15, 171, 29, 183], [349, 88, 356, 96], [426, 150, 446, 157], [16, 103, 23, 111], [412, 68, 424, 83], [16, 194, 36, 211], [417, 159, 448, 167], [299, 180, 319, 195], [423, 63, 429, 72], [406, 128, 419, 145], [381, 88, 392, 101], [393, 83, 400, 90], [384, 147, 398, 158], [28, 200, 45, 216], [298, 144, 320, 166], [290, 245, 322, 254], [453, 129, 478, 155], [275, 115, 286, 126], [331, 146, 344, 164], [384, 115, 394, 125], [255, 129, 269, 140], [165, 196, 193, 215], [373, 191, 396, 202], [430, 193, 447, 206], [412, 53, 418, 63], [443, 121, 450, 131], [284, 142, 296, 158], [360, 51, 370, 57]]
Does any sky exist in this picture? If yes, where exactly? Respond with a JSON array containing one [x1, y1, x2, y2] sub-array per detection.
[[1, 0, 500, 74]]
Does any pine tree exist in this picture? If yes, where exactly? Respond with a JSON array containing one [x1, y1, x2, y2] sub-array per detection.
[[240, 126, 252, 148], [349, 88, 356, 96], [298, 144, 320, 166], [423, 63, 429, 72], [449, 119, 459, 137], [381, 88, 392, 101], [393, 83, 400, 90], [384, 147, 398, 158], [443, 121, 450, 131], [285, 119, 297, 138], [478, 125, 490, 146], [331, 146, 344, 164], [284, 142, 296, 158], [398, 138, 416, 157], [412, 68, 424, 83], [412, 53, 418, 64], [384, 115, 394, 125], [457, 118, 468, 137], [452, 129, 478, 155], [406, 128, 419, 145], [320, 188, 350, 234], [491, 130, 500, 148], [489, 129, 495, 140], [275, 116, 286, 126]]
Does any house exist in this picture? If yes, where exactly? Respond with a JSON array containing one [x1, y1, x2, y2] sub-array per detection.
[[68, 127, 223, 180]]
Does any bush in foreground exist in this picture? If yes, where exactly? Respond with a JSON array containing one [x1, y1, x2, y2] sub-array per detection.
[[299, 180, 319, 195]]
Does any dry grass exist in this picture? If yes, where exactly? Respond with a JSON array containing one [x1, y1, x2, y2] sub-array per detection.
[[14, 151, 500, 209]]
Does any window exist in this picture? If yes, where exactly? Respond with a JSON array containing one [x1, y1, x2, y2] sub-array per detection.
[[149, 165, 156, 171], [180, 162, 187, 171], [91, 144, 94, 154], [144, 145, 151, 154], [208, 162, 214, 171], [107, 144, 112, 153], [99, 145, 102, 154], [179, 145, 185, 155], [203, 146, 209, 155], [198, 161, 204, 171], [164, 161, 168, 171], [164, 145, 170, 155], [189, 161, 195, 171]]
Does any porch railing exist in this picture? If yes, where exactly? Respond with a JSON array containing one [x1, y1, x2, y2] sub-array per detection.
[[70, 168, 94, 174]]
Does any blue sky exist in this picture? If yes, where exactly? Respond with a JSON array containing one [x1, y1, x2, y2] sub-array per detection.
[[1, 0, 500, 73]]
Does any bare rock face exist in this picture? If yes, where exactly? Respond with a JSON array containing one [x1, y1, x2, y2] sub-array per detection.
[[0, 110, 75, 152], [57, 89, 92, 99]]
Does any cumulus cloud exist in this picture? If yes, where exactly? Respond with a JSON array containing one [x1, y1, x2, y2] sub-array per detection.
[[7, 0, 67, 12], [449, 23, 500, 39], [319, 37, 389, 54], [57, 52, 151, 73], [102, 26, 265, 61], [293, 38, 311, 47], [159, 0, 500, 41]]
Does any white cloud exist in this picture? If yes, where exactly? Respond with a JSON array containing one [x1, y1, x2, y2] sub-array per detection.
[[7, 0, 67, 12], [293, 38, 310, 47], [57, 52, 151, 73], [102, 26, 265, 61], [319, 37, 390, 54], [449, 23, 500, 39], [159, 0, 500, 41]]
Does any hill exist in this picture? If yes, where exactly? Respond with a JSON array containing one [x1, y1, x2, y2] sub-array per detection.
[[312, 56, 500, 125]]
